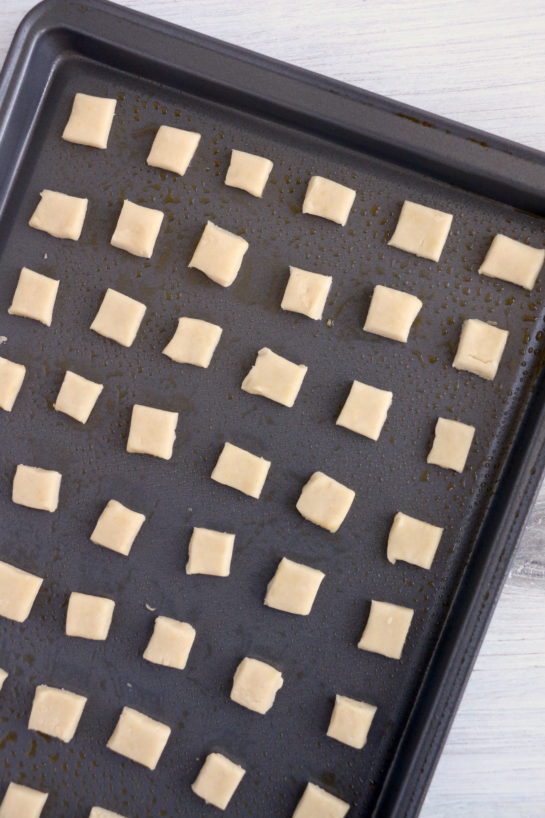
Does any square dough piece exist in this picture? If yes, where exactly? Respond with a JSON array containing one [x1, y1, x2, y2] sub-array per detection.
[[281, 266, 332, 320], [186, 527, 235, 577], [230, 657, 283, 714], [296, 471, 355, 533], [66, 592, 115, 640], [388, 200, 453, 262], [386, 511, 443, 570], [0, 669, 8, 691], [111, 200, 164, 258], [107, 706, 171, 770], [126, 404, 178, 460], [163, 317, 222, 368], [89, 808, 128, 818], [62, 93, 117, 149], [143, 616, 196, 670], [292, 783, 350, 818], [225, 149, 273, 197], [358, 600, 414, 659], [302, 176, 356, 226], [336, 380, 393, 441], [363, 284, 422, 343], [189, 221, 249, 287], [192, 752, 246, 811], [327, 695, 377, 749], [54, 370, 103, 423], [211, 442, 271, 499], [241, 347, 308, 407], [452, 318, 509, 380], [265, 557, 325, 616], [0, 357, 26, 411], [0, 783, 48, 818], [8, 267, 59, 326], [91, 499, 146, 556], [0, 560, 43, 622], [12, 464, 62, 512], [427, 417, 475, 473], [29, 190, 88, 240], [90, 288, 146, 347], [28, 685, 87, 742], [479, 234, 545, 290], [147, 125, 201, 175]]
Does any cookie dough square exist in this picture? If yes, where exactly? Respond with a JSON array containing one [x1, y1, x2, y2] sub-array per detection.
[[336, 381, 393, 441], [0, 669, 7, 691], [29, 190, 88, 240], [143, 616, 196, 670], [54, 370, 103, 423], [327, 695, 377, 749], [296, 471, 355, 533], [91, 499, 146, 556], [107, 707, 171, 770], [358, 600, 414, 659], [453, 318, 509, 380], [479, 234, 545, 290], [225, 149, 273, 197], [90, 288, 146, 347], [147, 125, 201, 175], [230, 657, 283, 714], [163, 317, 222, 368], [363, 284, 422, 342], [0, 357, 26, 411], [28, 685, 87, 742], [241, 347, 307, 407], [186, 527, 235, 576], [211, 442, 271, 499], [126, 404, 178, 460], [387, 511, 443, 569], [302, 176, 355, 226], [111, 199, 164, 258], [265, 557, 325, 616], [292, 783, 350, 818], [427, 417, 475, 473], [8, 267, 59, 326], [89, 808, 127, 818], [388, 200, 453, 262], [192, 752, 246, 811], [62, 93, 117, 149], [0, 783, 48, 818], [189, 221, 249, 287], [0, 560, 43, 622], [66, 592, 115, 640], [281, 266, 332, 320], [12, 464, 62, 512]]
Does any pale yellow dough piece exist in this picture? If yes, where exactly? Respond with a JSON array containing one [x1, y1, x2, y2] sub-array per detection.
[[230, 657, 284, 714], [302, 175, 356, 225], [89, 808, 128, 818], [453, 318, 509, 380], [336, 380, 393, 440], [387, 511, 443, 569], [241, 347, 308, 407], [107, 706, 171, 770], [12, 464, 62, 512], [91, 499, 146, 556], [327, 695, 377, 750], [62, 93, 117, 148], [186, 527, 235, 576], [163, 317, 222, 367], [281, 266, 332, 320], [111, 199, 164, 258], [388, 200, 453, 262], [211, 442, 271, 499], [0, 357, 26, 411], [66, 592, 115, 640], [358, 600, 414, 659], [225, 149, 273, 197], [0, 669, 8, 691], [0, 783, 48, 818], [189, 221, 249, 286], [90, 288, 146, 347], [296, 471, 355, 533], [479, 233, 545, 290], [54, 370, 103, 423], [363, 284, 422, 343], [8, 267, 59, 326], [192, 752, 246, 810], [143, 616, 196, 670], [127, 404, 178, 460], [292, 783, 350, 818], [0, 560, 43, 622], [28, 684, 87, 742], [265, 557, 325, 616], [147, 125, 201, 175], [427, 417, 475, 473], [29, 190, 88, 240]]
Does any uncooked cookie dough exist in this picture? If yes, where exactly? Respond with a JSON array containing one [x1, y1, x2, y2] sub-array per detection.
[[358, 600, 414, 659], [186, 527, 235, 576], [66, 592, 115, 640], [225, 149, 273, 197], [28, 685, 87, 742], [12, 464, 62, 512], [230, 657, 284, 714], [0, 669, 7, 691], [0, 560, 43, 622], [147, 125, 201, 175], [479, 233, 545, 290], [0, 783, 48, 818], [296, 471, 355, 533], [29, 190, 88, 240], [191, 752, 246, 811], [388, 200, 453, 262], [8, 267, 59, 326], [292, 783, 350, 818], [90, 499, 146, 556], [427, 417, 475, 473], [241, 347, 308, 407], [453, 318, 509, 380], [90, 288, 146, 348], [0, 356, 26, 411], [363, 284, 422, 343], [264, 557, 325, 616], [189, 221, 249, 287], [54, 370, 103, 423], [126, 404, 178, 460], [327, 695, 377, 749], [107, 706, 171, 770], [281, 266, 333, 320], [302, 175, 356, 226], [89, 808, 128, 818], [211, 442, 271, 499], [111, 199, 164, 258], [336, 380, 393, 440], [143, 616, 196, 670], [162, 317, 222, 367], [386, 511, 443, 569], [62, 93, 117, 149]]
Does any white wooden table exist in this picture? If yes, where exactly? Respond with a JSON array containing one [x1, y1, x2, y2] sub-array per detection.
[[2, 1, 545, 815]]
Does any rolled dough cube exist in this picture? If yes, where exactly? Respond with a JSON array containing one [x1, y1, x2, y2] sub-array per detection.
[[0, 669, 8, 691], [265, 557, 325, 616], [363, 284, 422, 343], [162, 317, 222, 368], [281, 266, 332, 320], [230, 657, 283, 714], [387, 512, 443, 570], [66, 592, 115, 640], [90, 288, 146, 347], [358, 600, 414, 659], [62, 93, 117, 149], [29, 190, 88, 240], [12, 464, 62, 512], [189, 221, 249, 287], [241, 347, 308, 407], [296, 471, 355, 533], [8, 267, 59, 326], [452, 318, 509, 380], [388, 200, 453, 262], [336, 380, 393, 441], [292, 783, 350, 818], [28, 684, 87, 742], [90, 499, 146, 556], [143, 616, 196, 670], [147, 125, 201, 175], [192, 752, 246, 811], [89, 808, 128, 818], [0, 783, 48, 818], [126, 404, 178, 460], [427, 417, 475, 473], [111, 200, 164, 258], [211, 442, 271, 499], [327, 694, 377, 750], [479, 234, 545, 290], [0, 357, 26, 411], [186, 527, 235, 577], [107, 706, 171, 770], [53, 370, 103, 423], [225, 149, 273, 197], [0, 560, 43, 622], [302, 175, 355, 226]]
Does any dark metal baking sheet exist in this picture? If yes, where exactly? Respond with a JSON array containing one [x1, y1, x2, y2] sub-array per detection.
[[1, 2, 545, 816]]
